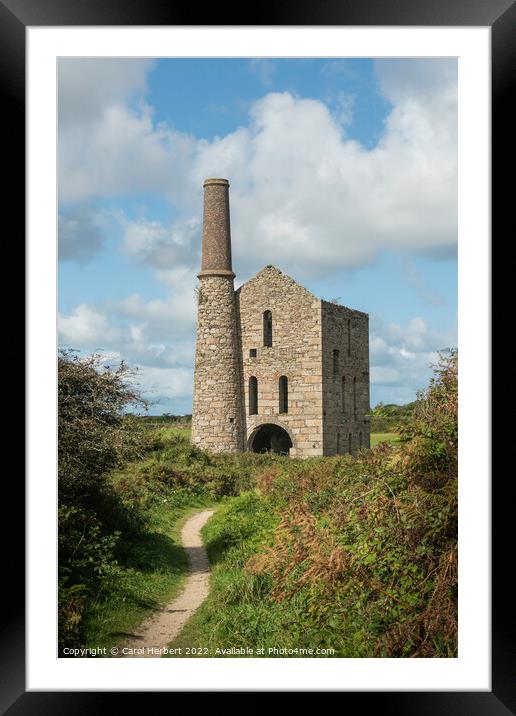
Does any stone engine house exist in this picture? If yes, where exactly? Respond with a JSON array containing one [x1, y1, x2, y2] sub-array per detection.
[[191, 178, 370, 457]]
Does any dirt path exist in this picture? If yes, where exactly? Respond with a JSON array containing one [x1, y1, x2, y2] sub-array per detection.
[[120, 509, 214, 658]]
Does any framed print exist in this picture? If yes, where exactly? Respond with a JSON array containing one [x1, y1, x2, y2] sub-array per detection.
[[9, 0, 511, 709]]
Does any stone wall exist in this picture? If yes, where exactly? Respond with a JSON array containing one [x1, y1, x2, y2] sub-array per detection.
[[191, 274, 245, 452], [236, 266, 324, 457], [321, 300, 370, 455]]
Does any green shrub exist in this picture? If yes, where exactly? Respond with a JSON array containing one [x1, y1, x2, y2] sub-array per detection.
[[58, 350, 149, 650]]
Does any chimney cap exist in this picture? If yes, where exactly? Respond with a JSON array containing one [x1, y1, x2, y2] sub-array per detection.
[[203, 178, 230, 187]]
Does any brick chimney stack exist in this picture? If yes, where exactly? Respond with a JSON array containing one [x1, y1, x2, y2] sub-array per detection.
[[199, 178, 234, 276]]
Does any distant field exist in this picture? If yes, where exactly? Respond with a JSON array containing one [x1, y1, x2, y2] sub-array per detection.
[[167, 426, 191, 438], [144, 423, 191, 439], [370, 432, 399, 447]]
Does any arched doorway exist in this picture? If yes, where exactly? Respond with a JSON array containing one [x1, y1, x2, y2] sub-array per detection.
[[248, 423, 293, 455]]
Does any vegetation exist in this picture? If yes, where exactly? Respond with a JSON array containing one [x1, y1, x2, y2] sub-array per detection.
[[370, 432, 399, 448], [58, 351, 277, 652], [139, 414, 192, 427], [58, 348, 457, 658], [58, 350, 149, 651], [167, 351, 458, 658], [369, 402, 415, 433]]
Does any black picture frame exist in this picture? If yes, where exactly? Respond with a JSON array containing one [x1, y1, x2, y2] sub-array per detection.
[[9, 0, 508, 710]]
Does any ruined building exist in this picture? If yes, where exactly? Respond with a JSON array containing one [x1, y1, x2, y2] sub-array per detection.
[[191, 178, 370, 457]]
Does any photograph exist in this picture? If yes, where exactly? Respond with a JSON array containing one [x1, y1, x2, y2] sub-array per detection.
[[14, 8, 504, 703], [57, 56, 459, 661]]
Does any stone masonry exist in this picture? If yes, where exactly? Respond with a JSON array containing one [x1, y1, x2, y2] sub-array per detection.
[[191, 178, 370, 457], [191, 179, 245, 452], [321, 300, 371, 456]]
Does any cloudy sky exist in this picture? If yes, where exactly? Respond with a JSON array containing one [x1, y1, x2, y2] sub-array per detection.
[[58, 57, 457, 414]]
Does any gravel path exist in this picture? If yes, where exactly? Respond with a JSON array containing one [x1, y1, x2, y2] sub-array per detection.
[[120, 509, 214, 658]]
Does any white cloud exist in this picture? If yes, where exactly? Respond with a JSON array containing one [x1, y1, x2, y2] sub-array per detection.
[[121, 215, 201, 269], [59, 205, 106, 264], [375, 58, 457, 108], [58, 295, 197, 412], [58, 58, 457, 276], [58, 59, 197, 205], [220, 77, 455, 277], [58, 242, 198, 409], [329, 91, 355, 128], [59, 104, 197, 204], [369, 314, 457, 404], [58, 58, 155, 129], [58, 304, 122, 346], [115, 278, 197, 335], [139, 366, 194, 400]]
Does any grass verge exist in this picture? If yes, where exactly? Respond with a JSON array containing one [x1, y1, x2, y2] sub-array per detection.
[[165, 492, 286, 658], [82, 500, 216, 652]]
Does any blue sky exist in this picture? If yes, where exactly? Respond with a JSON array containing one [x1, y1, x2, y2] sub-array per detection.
[[58, 58, 457, 414]]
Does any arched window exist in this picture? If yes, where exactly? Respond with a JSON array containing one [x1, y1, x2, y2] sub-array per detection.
[[249, 376, 258, 415], [341, 375, 346, 413], [333, 349, 339, 378], [263, 310, 272, 347], [353, 377, 357, 419], [279, 375, 288, 414]]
